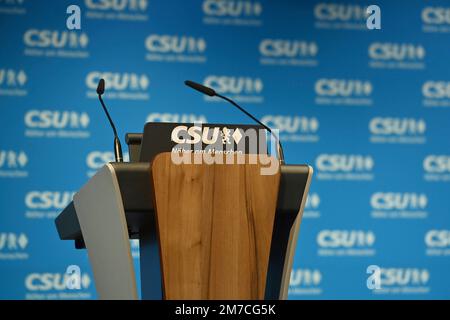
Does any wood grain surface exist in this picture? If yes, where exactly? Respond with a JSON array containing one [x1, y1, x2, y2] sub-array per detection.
[[151, 152, 280, 299]]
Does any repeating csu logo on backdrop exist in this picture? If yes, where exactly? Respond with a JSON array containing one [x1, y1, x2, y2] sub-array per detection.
[[25, 272, 92, 300], [1, 1, 448, 300], [145, 34, 207, 63], [25, 191, 75, 219], [371, 192, 428, 219], [84, 0, 149, 21], [317, 230, 376, 257], [0, 68, 28, 97], [202, 0, 263, 26], [261, 115, 319, 143], [289, 269, 322, 296], [0, 232, 29, 260], [24, 110, 90, 139], [422, 6, 450, 33], [425, 230, 450, 256], [23, 29, 89, 59], [370, 268, 430, 295], [86, 71, 150, 100], [314, 3, 370, 30], [315, 154, 374, 181], [203, 76, 264, 104], [368, 42, 426, 70], [423, 155, 450, 182], [259, 39, 318, 67], [422, 81, 450, 108], [0, 0, 26, 15], [315, 79, 373, 106], [369, 117, 426, 144], [0, 150, 28, 178]]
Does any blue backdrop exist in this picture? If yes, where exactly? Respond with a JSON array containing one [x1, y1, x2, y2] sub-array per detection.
[[1, 0, 450, 299]]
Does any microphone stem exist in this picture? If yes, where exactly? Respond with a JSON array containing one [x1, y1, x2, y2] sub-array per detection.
[[216, 93, 285, 164], [216, 94, 269, 132], [98, 94, 123, 162], [98, 95, 119, 138]]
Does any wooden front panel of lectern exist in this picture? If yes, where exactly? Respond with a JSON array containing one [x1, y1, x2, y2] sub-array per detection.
[[151, 153, 280, 299]]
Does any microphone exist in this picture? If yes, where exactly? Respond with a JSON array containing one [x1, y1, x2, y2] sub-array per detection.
[[184, 80, 285, 164], [96, 78, 123, 162]]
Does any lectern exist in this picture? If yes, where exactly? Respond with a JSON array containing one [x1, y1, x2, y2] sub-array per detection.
[[55, 123, 313, 300]]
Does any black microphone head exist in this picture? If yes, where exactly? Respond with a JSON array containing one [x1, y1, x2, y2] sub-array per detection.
[[96, 78, 105, 95], [185, 80, 216, 97]]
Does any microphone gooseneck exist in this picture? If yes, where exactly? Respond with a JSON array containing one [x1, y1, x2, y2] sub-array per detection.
[[96, 78, 123, 163], [184, 80, 285, 164]]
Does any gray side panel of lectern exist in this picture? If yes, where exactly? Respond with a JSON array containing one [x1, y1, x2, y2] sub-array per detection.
[[73, 164, 138, 300]]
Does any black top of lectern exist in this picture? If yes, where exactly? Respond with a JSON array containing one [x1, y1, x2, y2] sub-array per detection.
[[140, 122, 267, 162], [126, 122, 268, 163]]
